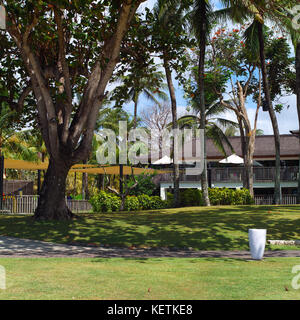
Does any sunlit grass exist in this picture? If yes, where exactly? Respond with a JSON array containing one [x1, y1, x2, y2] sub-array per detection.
[[0, 257, 299, 300], [0, 205, 300, 250]]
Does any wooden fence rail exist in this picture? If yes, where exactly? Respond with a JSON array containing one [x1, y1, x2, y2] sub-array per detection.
[[0, 194, 298, 215], [1, 196, 92, 214], [254, 195, 297, 205]]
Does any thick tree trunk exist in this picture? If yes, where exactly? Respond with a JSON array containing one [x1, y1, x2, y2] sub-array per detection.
[[296, 42, 300, 204], [163, 57, 180, 208], [257, 22, 281, 204], [244, 147, 254, 197], [240, 128, 254, 197], [198, 2, 210, 206], [34, 158, 74, 220], [247, 137, 255, 197]]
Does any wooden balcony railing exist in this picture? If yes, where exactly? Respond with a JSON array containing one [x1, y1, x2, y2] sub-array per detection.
[[156, 166, 299, 183]]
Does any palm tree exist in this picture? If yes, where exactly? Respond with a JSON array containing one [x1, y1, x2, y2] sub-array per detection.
[[96, 106, 139, 134], [7, 129, 48, 194], [175, 102, 238, 156], [95, 106, 144, 196], [152, 0, 190, 207], [188, 0, 217, 206], [120, 71, 169, 129], [219, 0, 282, 204], [278, 5, 300, 202]]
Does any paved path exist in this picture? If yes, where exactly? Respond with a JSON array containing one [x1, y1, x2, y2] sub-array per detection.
[[0, 236, 300, 259]]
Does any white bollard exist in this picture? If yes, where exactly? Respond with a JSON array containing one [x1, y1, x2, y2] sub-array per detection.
[[248, 229, 267, 260]]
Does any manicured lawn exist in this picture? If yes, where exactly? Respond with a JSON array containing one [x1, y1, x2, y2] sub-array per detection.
[[0, 205, 300, 250], [0, 257, 300, 300]]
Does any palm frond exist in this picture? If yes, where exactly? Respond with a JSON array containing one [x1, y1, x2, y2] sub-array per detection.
[[206, 123, 235, 156], [206, 102, 228, 118], [214, 118, 239, 128], [189, 0, 214, 43]]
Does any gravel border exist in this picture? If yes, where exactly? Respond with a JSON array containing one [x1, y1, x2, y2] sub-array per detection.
[[1, 236, 300, 259]]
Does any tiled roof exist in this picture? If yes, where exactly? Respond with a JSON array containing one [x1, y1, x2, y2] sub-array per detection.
[[205, 135, 300, 160]]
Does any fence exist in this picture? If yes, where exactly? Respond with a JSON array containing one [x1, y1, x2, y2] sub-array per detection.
[[1, 195, 92, 214], [0, 194, 298, 214], [254, 195, 297, 205], [157, 166, 299, 183]]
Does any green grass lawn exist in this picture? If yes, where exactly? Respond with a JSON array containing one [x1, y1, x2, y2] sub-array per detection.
[[0, 205, 300, 250], [0, 257, 300, 299]]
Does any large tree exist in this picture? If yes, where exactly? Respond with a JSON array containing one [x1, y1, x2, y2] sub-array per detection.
[[219, 0, 286, 204], [189, 0, 215, 206], [279, 2, 300, 202], [206, 27, 294, 196], [150, 0, 193, 207], [2, 0, 144, 220]]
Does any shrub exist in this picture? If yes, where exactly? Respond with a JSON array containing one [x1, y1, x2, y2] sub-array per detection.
[[180, 189, 203, 207], [109, 196, 122, 212], [149, 196, 167, 210], [89, 191, 121, 213], [124, 196, 141, 212], [137, 194, 152, 210], [166, 189, 203, 208], [208, 188, 254, 205], [127, 173, 158, 196], [166, 188, 254, 208], [166, 193, 174, 208]]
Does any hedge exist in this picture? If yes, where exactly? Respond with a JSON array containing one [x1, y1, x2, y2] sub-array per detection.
[[90, 191, 167, 213], [90, 188, 254, 213], [167, 188, 254, 207], [89, 191, 121, 213]]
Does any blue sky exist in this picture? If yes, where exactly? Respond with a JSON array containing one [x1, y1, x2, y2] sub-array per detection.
[[122, 0, 298, 135]]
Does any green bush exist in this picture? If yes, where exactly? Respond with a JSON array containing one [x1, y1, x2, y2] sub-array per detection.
[[180, 189, 203, 207], [89, 191, 121, 213], [124, 196, 141, 212], [137, 194, 152, 210], [165, 193, 174, 208], [166, 189, 203, 208], [208, 188, 254, 205], [166, 188, 253, 208], [149, 196, 167, 210], [127, 173, 158, 196], [90, 191, 169, 213]]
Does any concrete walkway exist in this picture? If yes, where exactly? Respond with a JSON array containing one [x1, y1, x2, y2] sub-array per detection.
[[1, 236, 300, 259]]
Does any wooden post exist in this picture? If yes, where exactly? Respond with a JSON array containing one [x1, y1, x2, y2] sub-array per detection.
[[37, 170, 41, 195], [119, 164, 124, 195], [0, 156, 4, 210]]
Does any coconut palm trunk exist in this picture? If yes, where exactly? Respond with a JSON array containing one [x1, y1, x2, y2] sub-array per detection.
[[257, 22, 281, 204], [197, 0, 210, 206], [0, 131, 3, 211], [163, 57, 180, 207], [296, 42, 300, 204]]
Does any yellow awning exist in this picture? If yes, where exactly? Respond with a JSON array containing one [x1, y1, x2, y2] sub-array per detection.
[[4, 159, 167, 175], [4, 159, 49, 170], [69, 166, 159, 175]]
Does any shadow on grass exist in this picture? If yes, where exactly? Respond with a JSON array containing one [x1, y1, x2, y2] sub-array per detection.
[[0, 205, 300, 251]]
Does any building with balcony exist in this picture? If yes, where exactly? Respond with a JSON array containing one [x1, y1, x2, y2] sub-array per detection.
[[154, 134, 300, 200]]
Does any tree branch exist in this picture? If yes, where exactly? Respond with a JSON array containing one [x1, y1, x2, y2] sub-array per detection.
[[70, 1, 140, 153], [54, 7, 73, 144]]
